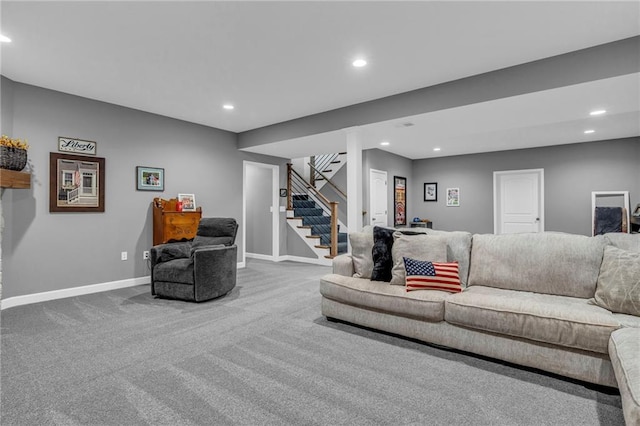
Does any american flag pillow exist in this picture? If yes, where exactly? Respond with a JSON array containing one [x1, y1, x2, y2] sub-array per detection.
[[403, 257, 462, 293]]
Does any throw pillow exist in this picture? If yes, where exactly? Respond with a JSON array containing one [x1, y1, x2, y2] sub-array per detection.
[[371, 226, 396, 282], [389, 233, 447, 285], [593, 246, 640, 316], [604, 233, 640, 253], [404, 257, 462, 293], [349, 231, 374, 278]]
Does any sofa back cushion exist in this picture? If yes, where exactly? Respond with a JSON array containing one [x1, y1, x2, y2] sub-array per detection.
[[468, 232, 605, 298], [349, 231, 374, 278], [389, 233, 447, 285], [422, 229, 472, 287]]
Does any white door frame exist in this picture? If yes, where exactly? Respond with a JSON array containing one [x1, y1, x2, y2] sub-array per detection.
[[493, 168, 544, 234], [242, 161, 280, 266], [369, 168, 388, 227]]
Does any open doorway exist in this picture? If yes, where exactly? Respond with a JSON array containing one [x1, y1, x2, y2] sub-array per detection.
[[243, 161, 280, 265]]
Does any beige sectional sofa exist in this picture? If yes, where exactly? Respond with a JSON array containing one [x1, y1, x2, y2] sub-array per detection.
[[320, 229, 640, 425]]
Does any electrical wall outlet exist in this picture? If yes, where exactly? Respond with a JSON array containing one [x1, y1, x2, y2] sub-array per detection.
[[143, 250, 150, 260], [121, 251, 128, 261]]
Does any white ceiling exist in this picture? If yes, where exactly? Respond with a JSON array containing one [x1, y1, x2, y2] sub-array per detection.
[[1, 1, 639, 160]]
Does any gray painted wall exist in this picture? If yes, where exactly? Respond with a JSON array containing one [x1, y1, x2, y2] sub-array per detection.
[[363, 149, 414, 228], [412, 138, 640, 235], [1, 76, 14, 136], [1, 79, 284, 299]]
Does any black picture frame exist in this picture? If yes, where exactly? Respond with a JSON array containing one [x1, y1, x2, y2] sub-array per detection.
[[394, 176, 406, 226], [424, 182, 437, 201]]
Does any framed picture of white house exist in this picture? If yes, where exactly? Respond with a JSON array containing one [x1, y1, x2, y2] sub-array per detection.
[[50, 152, 105, 212]]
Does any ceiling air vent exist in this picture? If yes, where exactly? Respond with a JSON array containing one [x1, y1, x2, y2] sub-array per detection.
[[395, 121, 415, 128]]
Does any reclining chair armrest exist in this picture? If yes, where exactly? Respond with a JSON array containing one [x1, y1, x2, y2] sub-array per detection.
[[193, 245, 238, 302], [150, 242, 192, 267]]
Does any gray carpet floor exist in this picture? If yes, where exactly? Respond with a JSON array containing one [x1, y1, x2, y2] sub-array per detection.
[[1, 259, 623, 425]]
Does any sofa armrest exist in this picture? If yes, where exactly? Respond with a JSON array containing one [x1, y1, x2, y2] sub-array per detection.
[[332, 254, 354, 277]]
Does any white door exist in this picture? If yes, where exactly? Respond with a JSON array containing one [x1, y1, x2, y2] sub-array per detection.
[[369, 169, 388, 227], [494, 169, 544, 234]]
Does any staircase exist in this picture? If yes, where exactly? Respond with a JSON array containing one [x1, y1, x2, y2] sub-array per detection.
[[286, 160, 348, 263], [311, 153, 346, 191], [290, 195, 348, 256]]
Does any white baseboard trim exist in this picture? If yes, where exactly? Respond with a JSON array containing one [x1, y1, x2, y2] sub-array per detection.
[[246, 252, 276, 261], [277, 255, 332, 266], [1, 276, 151, 310]]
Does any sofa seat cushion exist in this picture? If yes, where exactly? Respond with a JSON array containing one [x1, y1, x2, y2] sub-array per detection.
[[320, 274, 448, 322], [154, 258, 194, 285], [609, 328, 640, 426], [445, 286, 620, 354]]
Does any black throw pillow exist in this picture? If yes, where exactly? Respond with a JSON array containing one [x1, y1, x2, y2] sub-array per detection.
[[371, 226, 396, 282]]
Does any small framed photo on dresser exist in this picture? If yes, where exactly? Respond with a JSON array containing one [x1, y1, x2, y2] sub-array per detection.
[[178, 193, 196, 211]]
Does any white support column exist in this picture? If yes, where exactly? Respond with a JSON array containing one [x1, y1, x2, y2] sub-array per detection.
[[345, 127, 363, 234]]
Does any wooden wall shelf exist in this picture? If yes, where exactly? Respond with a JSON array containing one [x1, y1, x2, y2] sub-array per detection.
[[0, 169, 31, 189]]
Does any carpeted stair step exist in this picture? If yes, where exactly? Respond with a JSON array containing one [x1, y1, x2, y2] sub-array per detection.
[[319, 232, 347, 246], [292, 194, 309, 201], [311, 224, 337, 235], [292, 199, 316, 209], [302, 215, 331, 226], [294, 207, 324, 217]]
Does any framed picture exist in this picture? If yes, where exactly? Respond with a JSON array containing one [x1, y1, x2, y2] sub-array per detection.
[[394, 176, 407, 226], [136, 166, 164, 191], [424, 182, 437, 201], [50, 152, 105, 212], [446, 187, 460, 207], [178, 193, 196, 211]]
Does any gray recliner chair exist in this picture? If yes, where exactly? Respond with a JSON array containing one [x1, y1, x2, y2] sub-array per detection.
[[150, 217, 238, 302]]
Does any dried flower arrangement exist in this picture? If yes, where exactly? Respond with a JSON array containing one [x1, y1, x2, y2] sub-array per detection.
[[0, 135, 29, 150]]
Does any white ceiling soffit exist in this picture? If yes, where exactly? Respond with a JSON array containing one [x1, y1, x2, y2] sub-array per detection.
[[240, 73, 640, 160], [1, 1, 639, 135]]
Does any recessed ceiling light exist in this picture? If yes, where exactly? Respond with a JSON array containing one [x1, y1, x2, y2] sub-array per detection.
[[0, 35, 11, 43], [223, 104, 234, 110], [352, 59, 367, 68], [433, 147, 441, 152], [380, 141, 390, 146], [584, 129, 595, 134], [589, 110, 606, 116]]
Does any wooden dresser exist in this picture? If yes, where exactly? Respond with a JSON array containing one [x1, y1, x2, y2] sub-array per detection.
[[152, 198, 202, 245]]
